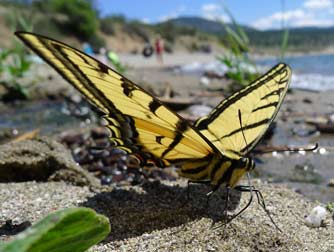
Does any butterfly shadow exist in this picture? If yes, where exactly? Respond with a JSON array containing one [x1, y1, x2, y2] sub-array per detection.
[[81, 180, 242, 242]]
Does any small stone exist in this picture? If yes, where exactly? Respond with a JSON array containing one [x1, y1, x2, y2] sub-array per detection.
[[101, 175, 113, 185], [91, 127, 109, 139], [305, 205, 327, 227], [199, 76, 210, 86], [327, 179, 334, 187], [302, 97, 312, 104]]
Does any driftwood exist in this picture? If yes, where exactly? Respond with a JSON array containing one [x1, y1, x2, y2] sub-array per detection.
[[254, 143, 318, 154], [158, 97, 197, 111]]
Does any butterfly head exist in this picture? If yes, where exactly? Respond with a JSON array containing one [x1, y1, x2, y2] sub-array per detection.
[[240, 157, 255, 171]]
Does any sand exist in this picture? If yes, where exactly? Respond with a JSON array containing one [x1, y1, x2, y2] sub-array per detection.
[[1, 52, 334, 251]]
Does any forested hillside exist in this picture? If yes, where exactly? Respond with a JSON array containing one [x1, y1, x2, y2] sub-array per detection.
[[1, 1, 333, 54]]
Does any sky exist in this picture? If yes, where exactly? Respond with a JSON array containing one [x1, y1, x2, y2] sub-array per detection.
[[96, 0, 334, 30]]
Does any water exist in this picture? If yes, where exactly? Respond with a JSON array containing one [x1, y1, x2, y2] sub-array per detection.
[[258, 54, 334, 76], [257, 54, 334, 91], [177, 53, 334, 92], [0, 100, 94, 138]]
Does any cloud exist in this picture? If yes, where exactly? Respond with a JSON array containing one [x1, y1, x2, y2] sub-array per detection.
[[140, 18, 151, 24], [201, 3, 221, 13], [293, 18, 332, 27], [157, 5, 187, 22], [201, 3, 230, 22], [252, 9, 309, 30], [252, 2, 333, 30], [304, 0, 332, 10], [158, 14, 177, 22]]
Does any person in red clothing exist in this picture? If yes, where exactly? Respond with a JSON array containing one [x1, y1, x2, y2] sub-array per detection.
[[154, 35, 164, 64]]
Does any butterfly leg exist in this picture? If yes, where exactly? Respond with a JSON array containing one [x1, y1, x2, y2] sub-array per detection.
[[213, 184, 253, 229], [185, 180, 211, 207], [222, 186, 230, 221], [233, 173, 282, 232]]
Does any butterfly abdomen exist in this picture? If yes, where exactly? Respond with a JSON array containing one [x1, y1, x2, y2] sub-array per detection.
[[179, 155, 254, 188]]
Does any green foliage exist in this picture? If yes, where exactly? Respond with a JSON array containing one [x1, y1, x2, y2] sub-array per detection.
[[88, 35, 106, 51], [279, 29, 289, 60], [100, 17, 116, 35], [5, 9, 34, 32], [123, 21, 150, 42], [0, 47, 32, 102], [326, 202, 334, 213], [0, 13, 33, 102], [0, 207, 110, 252], [100, 14, 126, 35], [155, 21, 197, 43], [247, 28, 334, 52], [218, 8, 259, 88], [47, 0, 98, 40]]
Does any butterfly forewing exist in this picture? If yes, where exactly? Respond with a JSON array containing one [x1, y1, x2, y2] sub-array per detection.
[[15, 32, 215, 166], [16, 32, 291, 189]]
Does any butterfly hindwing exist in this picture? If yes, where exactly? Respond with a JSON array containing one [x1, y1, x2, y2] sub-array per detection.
[[195, 63, 291, 159], [15, 32, 216, 167]]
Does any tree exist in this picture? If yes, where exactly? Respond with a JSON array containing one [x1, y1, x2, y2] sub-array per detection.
[[49, 0, 98, 40]]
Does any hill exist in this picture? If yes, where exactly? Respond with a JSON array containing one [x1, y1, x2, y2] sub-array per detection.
[[168, 16, 334, 52], [168, 16, 256, 34], [0, 1, 333, 55]]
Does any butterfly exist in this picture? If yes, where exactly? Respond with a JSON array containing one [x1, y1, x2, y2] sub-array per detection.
[[16, 32, 291, 224]]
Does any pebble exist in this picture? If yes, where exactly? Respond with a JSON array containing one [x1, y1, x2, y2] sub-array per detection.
[[199, 76, 210, 86], [327, 179, 334, 187], [305, 205, 328, 227], [59, 127, 179, 186]]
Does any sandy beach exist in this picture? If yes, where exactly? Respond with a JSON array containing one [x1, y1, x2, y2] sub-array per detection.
[[1, 52, 334, 251]]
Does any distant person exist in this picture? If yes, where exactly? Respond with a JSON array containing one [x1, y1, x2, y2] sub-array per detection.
[[154, 36, 164, 64], [82, 42, 93, 56]]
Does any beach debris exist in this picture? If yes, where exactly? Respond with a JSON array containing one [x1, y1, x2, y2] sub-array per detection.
[[160, 83, 176, 98], [0, 128, 19, 144], [254, 143, 317, 155], [318, 147, 327, 155], [305, 205, 328, 227], [10, 128, 40, 143], [177, 112, 198, 123], [302, 97, 313, 104], [0, 219, 32, 236], [313, 123, 334, 134], [203, 70, 224, 79], [173, 61, 228, 76], [305, 116, 328, 125], [159, 97, 197, 111], [291, 124, 317, 137], [327, 179, 334, 187], [186, 104, 212, 117], [305, 114, 334, 133], [199, 76, 210, 86], [191, 90, 224, 97]]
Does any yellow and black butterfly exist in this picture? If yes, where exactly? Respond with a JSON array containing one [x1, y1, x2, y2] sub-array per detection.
[[16, 32, 291, 225]]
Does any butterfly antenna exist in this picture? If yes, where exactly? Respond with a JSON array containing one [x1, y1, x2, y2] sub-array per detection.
[[238, 109, 249, 152]]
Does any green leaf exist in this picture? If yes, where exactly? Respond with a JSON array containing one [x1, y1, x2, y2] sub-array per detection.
[[280, 29, 289, 60], [0, 207, 110, 252]]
